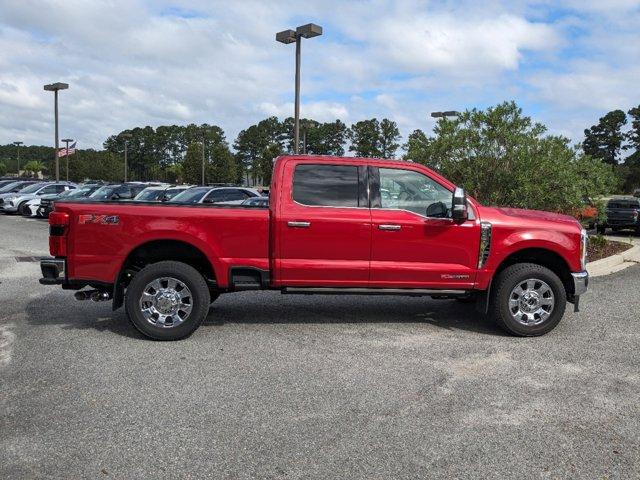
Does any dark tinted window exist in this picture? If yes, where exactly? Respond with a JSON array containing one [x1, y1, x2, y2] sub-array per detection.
[[608, 199, 640, 209], [205, 190, 227, 203], [223, 190, 250, 201], [293, 164, 359, 207]]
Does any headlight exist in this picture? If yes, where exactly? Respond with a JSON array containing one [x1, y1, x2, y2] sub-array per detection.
[[580, 228, 588, 270]]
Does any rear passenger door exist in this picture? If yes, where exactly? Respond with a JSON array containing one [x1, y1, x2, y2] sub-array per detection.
[[276, 161, 371, 287]]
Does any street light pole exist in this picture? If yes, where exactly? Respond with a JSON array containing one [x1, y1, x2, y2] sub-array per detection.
[[120, 133, 133, 182], [44, 82, 69, 181], [62, 138, 73, 181], [13, 141, 23, 175], [276, 23, 323, 154], [202, 135, 206, 186]]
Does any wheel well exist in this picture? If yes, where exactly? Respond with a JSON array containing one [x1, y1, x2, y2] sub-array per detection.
[[120, 240, 216, 285], [495, 248, 574, 295]]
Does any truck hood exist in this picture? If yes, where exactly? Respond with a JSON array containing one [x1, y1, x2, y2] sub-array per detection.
[[483, 206, 581, 227]]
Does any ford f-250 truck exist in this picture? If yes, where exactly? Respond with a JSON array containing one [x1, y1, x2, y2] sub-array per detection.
[[40, 155, 588, 340]]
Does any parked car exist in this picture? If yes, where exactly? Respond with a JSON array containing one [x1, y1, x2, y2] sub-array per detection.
[[597, 197, 640, 234], [88, 183, 148, 201], [36, 183, 105, 218], [169, 186, 261, 204], [40, 155, 588, 341], [0, 180, 41, 198], [1, 182, 75, 214], [633, 188, 640, 198], [241, 196, 269, 207], [134, 185, 191, 202]]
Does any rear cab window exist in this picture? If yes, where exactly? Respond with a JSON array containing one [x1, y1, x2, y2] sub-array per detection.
[[292, 164, 366, 207]]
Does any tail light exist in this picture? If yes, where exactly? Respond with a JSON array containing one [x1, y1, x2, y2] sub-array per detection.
[[49, 211, 69, 257]]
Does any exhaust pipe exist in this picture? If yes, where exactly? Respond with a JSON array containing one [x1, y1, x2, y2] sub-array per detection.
[[74, 290, 112, 302]]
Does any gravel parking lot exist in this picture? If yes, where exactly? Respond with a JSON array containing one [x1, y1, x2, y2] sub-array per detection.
[[1, 214, 639, 479]]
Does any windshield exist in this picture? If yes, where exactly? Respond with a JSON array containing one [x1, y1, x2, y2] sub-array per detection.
[[0, 182, 23, 193], [169, 187, 209, 203], [16, 183, 45, 194], [89, 186, 118, 200], [135, 188, 164, 201], [67, 185, 97, 197], [164, 188, 187, 200]]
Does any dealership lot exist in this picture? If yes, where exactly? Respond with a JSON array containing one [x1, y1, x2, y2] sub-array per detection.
[[1, 215, 639, 479]]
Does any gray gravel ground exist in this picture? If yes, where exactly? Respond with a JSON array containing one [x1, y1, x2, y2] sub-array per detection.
[[1, 215, 639, 479]]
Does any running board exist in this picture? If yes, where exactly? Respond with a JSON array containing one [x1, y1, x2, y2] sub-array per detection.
[[282, 287, 468, 297]]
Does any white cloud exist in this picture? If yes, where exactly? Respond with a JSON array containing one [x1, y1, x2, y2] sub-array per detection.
[[0, 0, 638, 151]]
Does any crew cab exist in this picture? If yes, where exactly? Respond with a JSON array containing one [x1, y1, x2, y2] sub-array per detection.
[[40, 155, 588, 340]]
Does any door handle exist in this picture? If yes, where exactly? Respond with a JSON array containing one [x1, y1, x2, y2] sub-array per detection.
[[288, 221, 311, 228], [378, 224, 401, 231]]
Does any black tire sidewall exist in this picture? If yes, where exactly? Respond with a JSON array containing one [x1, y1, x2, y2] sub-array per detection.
[[125, 261, 210, 340], [492, 263, 566, 336]]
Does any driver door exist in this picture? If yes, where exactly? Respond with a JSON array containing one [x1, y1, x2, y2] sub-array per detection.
[[369, 166, 480, 289]]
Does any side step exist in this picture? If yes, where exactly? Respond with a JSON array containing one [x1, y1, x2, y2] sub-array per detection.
[[282, 287, 468, 297]]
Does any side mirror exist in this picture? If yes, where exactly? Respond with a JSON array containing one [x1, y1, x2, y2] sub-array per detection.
[[451, 187, 468, 221]]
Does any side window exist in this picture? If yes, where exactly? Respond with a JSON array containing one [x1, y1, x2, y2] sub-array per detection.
[[377, 168, 452, 217], [40, 185, 59, 195], [205, 190, 226, 203], [55, 185, 67, 193], [223, 190, 249, 202], [293, 164, 360, 207]]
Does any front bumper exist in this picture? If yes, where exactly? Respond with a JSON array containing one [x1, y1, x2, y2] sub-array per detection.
[[39, 258, 65, 285], [2, 203, 18, 212], [572, 271, 589, 296]]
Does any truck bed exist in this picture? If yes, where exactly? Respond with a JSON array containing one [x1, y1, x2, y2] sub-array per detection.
[[54, 201, 270, 287]]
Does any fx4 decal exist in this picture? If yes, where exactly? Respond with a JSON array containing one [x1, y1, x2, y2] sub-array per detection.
[[78, 214, 120, 225]]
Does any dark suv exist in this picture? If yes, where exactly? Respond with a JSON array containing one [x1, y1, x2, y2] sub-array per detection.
[[598, 198, 640, 234]]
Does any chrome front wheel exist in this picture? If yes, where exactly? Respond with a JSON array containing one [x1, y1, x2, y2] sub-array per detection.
[[508, 278, 555, 326]]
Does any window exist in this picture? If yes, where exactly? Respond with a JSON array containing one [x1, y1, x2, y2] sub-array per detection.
[[293, 164, 360, 207], [204, 190, 227, 203], [222, 189, 250, 202], [377, 168, 452, 217], [40, 185, 60, 195]]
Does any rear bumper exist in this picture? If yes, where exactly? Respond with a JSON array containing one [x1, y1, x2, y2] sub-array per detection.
[[572, 270, 589, 296], [39, 258, 65, 285]]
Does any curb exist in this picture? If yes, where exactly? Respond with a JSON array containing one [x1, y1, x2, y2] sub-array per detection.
[[587, 245, 640, 277]]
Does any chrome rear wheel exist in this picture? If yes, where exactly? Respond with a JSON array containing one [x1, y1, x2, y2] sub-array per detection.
[[139, 277, 193, 328]]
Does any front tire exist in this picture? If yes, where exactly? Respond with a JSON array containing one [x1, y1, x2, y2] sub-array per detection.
[[125, 261, 210, 340], [489, 263, 566, 336]]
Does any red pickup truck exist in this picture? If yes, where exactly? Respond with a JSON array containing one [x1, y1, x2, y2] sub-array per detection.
[[40, 155, 588, 340]]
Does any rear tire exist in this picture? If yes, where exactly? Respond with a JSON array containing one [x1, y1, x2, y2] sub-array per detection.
[[489, 263, 566, 337], [125, 261, 210, 340]]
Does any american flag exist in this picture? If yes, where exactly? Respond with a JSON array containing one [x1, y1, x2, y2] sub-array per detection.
[[58, 142, 77, 157]]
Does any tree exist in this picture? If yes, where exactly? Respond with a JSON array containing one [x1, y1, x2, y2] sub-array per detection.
[[404, 101, 617, 214], [22, 160, 46, 178], [182, 142, 204, 185], [379, 118, 401, 157], [627, 105, 640, 149], [348, 118, 400, 157], [234, 117, 285, 184], [0, 162, 6, 176], [582, 110, 627, 165], [349, 119, 382, 157]]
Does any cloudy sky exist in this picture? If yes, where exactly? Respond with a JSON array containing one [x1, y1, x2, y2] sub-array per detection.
[[1, 0, 639, 150]]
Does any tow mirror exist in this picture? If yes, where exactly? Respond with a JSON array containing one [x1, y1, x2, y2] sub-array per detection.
[[451, 187, 468, 221]]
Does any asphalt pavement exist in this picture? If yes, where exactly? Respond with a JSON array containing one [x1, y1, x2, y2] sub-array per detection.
[[1, 214, 639, 479]]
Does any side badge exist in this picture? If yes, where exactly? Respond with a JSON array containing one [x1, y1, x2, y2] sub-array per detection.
[[79, 214, 120, 225]]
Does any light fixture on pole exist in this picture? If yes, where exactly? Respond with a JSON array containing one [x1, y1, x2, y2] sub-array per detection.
[[431, 111, 460, 119], [276, 23, 323, 154], [43, 82, 69, 181], [120, 133, 133, 182], [62, 138, 73, 181], [13, 141, 23, 174]]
